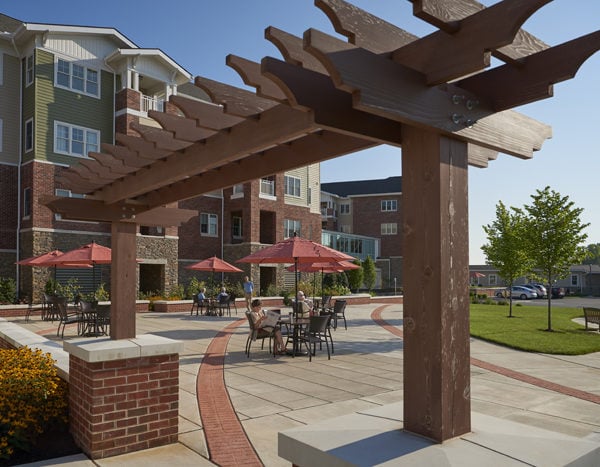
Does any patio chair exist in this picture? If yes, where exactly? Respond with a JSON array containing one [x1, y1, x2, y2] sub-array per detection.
[[216, 294, 230, 317], [56, 297, 81, 338], [95, 304, 111, 336], [319, 310, 335, 354], [244, 311, 274, 358], [228, 293, 238, 315], [320, 295, 332, 312], [190, 295, 206, 316], [332, 299, 348, 330], [297, 315, 331, 362]]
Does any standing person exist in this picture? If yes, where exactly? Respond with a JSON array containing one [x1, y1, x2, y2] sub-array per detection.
[[243, 276, 254, 311]]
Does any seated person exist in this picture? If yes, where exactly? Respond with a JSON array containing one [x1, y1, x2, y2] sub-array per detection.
[[217, 287, 229, 302], [197, 287, 207, 301], [295, 291, 313, 318], [249, 299, 287, 355]]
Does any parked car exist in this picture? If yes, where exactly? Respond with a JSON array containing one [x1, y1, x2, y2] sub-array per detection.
[[551, 287, 565, 299], [520, 284, 543, 298], [529, 283, 548, 298], [495, 286, 538, 300]]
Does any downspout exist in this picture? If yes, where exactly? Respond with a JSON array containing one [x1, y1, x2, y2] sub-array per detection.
[[15, 38, 23, 300]]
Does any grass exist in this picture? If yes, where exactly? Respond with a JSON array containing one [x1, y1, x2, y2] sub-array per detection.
[[470, 303, 600, 355]]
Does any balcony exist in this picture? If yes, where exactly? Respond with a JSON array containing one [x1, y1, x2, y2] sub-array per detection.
[[141, 94, 165, 114]]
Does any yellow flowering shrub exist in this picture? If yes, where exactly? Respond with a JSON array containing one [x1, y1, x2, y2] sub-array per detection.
[[0, 347, 68, 460]]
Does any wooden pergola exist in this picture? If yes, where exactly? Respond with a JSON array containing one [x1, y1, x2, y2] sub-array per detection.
[[43, 0, 599, 443]]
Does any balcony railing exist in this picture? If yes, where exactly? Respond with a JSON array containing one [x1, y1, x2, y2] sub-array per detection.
[[141, 95, 165, 113], [260, 179, 275, 196]]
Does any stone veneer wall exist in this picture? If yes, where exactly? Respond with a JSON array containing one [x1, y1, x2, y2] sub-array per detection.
[[136, 235, 179, 293]]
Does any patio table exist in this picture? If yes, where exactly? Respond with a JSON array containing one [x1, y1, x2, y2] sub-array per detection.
[[279, 315, 310, 356]]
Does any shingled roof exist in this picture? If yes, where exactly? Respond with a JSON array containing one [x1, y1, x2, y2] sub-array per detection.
[[321, 176, 402, 197]]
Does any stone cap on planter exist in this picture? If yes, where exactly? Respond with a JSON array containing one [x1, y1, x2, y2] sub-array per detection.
[[63, 334, 184, 363]]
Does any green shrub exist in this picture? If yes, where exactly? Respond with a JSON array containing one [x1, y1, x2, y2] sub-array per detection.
[[186, 277, 204, 299], [0, 347, 68, 460], [55, 278, 81, 302], [93, 283, 110, 301], [168, 284, 185, 300], [0, 277, 16, 304]]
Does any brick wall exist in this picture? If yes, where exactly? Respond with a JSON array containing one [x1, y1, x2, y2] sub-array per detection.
[[352, 195, 402, 257], [0, 165, 18, 250], [68, 353, 179, 459]]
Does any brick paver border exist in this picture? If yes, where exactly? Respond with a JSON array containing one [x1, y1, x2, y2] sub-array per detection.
[[371, 305, 600, 405], [197, 318, 263, 467]]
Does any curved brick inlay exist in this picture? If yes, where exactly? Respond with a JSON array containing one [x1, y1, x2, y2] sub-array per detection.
[[371, 306, 600, 405], [197, 319, 263, 467]]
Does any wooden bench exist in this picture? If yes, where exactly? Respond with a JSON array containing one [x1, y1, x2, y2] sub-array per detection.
[[582, 307, 600, 331]]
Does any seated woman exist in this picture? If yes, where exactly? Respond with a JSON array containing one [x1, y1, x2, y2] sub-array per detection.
[[250, 299, 287, 355], [295, 291, 313, 318]]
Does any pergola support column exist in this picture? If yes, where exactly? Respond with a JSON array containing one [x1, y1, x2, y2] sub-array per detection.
[[110, 221, 137, 339], [401, 126, 471, 442]]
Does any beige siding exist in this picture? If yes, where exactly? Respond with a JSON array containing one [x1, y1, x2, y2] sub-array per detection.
[[284, 163, 320, 212], [0, 53, 20, 164]]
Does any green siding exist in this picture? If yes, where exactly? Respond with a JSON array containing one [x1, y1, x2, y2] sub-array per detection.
[[21, 53, 35, 163], [33, 50, 114, 166], [0, 54, 20, 164]]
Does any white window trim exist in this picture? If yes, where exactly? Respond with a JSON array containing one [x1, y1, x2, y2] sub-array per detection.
[[381, 222, 398, 235], [571, 274, 578, 286], [231, 184, 244, 199], [489, 274, 497, 286], [200, 213, 218, 237], [54, 57, 100, 98], [25, 118, 34, 153], [232, 216, 243, 238], [23, 187, 31, 219], [284, 219, 301, 238], [340, 203, 351, 214], [25, 54, 34, 87], [53, 121, 99, 158], [381, 199, 398, 212], [284, 175, 301, 198]]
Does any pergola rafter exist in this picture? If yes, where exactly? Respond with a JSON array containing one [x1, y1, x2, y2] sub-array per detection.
[[42, 0, 598, 445]]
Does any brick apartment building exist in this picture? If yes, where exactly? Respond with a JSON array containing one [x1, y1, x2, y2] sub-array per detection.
[[0, 13, 320, 301], [321, 176, 403, 288]]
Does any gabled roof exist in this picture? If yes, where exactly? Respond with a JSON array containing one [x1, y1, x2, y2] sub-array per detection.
[[321, 176, 402, 197], [0, 14, 22, 36]]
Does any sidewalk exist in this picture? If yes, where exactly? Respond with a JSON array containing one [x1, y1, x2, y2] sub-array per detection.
[[12, 303, 600, 466]]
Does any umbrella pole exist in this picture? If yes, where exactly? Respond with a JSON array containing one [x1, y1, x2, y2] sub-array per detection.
[[294, 258, 298, 316]]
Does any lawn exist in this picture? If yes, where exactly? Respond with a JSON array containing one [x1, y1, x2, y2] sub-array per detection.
[[470, 303, 600, 355]]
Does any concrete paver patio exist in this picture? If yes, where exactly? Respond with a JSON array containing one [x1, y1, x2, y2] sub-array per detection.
[[9, 302, 600, 466]]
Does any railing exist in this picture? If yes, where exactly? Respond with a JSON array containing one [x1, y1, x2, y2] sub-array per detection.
[[260, 179, 275, 196], [141, 95, 164, 113]]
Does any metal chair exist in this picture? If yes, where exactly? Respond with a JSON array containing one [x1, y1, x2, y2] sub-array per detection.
[[190, 295, 206, 316], [244, 311, 274, 358], [332, 299, 348, 330], [297, 315, 331, 361], [216, 294, 230, 316], [56, 297, 81, 338]]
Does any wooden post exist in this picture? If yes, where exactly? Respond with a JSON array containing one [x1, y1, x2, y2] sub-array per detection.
[[401, 126, 471, 442], [110, 221, 137, 339]]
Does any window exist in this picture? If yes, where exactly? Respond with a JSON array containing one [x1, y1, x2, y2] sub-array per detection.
[[284, 219, 301, 238], [54, 121, 99, 157], [381, 200, 397, 212], [571, 274, 578, 286], [260, 176, 275, 196], [0, 119, 2, 153], [284, 175, 301, 197], [232, 216, 243, 238], [381, 223, 398, 235], [340, 203, 350, 214], [200, 213, 218, 236], [54, 189, 84, 220], [55, 58, 99, 97], [25, 118, 33, 152], [232, 184, 244, 195], [489, 274, 497, 286], [23, 187, 31, 218], [25, 54, 34, 87]]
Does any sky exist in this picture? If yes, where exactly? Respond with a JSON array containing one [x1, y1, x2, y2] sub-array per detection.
[[3, 0, 599, 265]]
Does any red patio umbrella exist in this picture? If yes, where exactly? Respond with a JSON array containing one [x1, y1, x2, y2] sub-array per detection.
[[185, 256, 243, 273], [48, 242, 112, 290], [237, 234, 354, 301], [286, 260, 360, 300], [16, 249, 92, 279], [185, 256, 243, 289]]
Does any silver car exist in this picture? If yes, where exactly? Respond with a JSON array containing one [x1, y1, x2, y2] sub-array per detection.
[[496, 286, 538, 300]]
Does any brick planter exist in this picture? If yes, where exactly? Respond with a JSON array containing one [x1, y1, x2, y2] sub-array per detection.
[[64, 335, 184, 459]]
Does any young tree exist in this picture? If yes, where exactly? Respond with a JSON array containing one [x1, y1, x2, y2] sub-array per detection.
[[520, 186, 589, 331], [362, 256, 376, 291], [346, 260, 364, 292], [481, 201, 532, 317]]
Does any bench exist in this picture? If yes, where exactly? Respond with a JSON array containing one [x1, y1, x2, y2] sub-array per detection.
[[582, 307, 600, 331]]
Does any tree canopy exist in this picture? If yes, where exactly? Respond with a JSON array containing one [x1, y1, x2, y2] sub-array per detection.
[[362, 256, 376, 291]]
